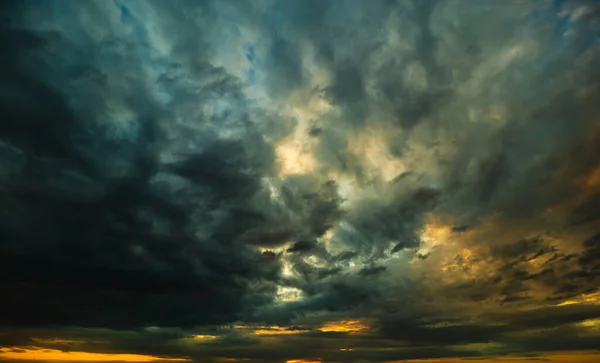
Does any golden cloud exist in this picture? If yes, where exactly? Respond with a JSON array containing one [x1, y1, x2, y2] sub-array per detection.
[[557, 291, 600, 307], [0, 347, 189, 362], [319, 319, 371, 333], [234, 325, 309, 336]]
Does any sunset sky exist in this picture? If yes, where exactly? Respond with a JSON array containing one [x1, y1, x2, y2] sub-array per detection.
[[1, 0, 599, 362]]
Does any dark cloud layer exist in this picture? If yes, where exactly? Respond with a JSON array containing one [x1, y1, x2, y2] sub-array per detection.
[[1, 0, 600, 362], [0, 0, 340, 331]]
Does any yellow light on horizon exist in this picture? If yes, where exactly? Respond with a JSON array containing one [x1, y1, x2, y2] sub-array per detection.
[[0, 347, 189, 362], [319, 320, 370, 333]]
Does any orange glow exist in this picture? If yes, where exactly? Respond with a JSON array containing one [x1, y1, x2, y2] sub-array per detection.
[[0, 347, 189, 362], [410, 217, 457, 264], [319, 320, 370, 333], [580, 163, 600, 190], [286, 360, 321, 363], [419, 220, 453, 248]]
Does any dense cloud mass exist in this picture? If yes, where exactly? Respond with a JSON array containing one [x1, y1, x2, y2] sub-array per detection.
[[1, 0, 600, 362]]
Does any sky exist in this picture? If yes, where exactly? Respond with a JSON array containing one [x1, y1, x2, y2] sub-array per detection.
[[1, 0, 599, 362]]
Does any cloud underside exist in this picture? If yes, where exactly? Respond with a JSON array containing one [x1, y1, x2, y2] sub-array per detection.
[[1, 0, 600, 362]]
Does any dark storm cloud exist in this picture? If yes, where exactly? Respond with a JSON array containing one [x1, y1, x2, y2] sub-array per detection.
[[335, 182, 440, 256], [452, 225, 470, 232], [0, 0, 344, 331], [578, 232, 600, 272], [570, 193, 600, 226], [12, 325, 486, 363], [268, 1, 597, 268], [376, 303, 600, 354], [2, 0, 600, 362], [286, 239, 317, 253], [237, 177, 343, 251], [358, 265, 387, 277], [492, 237, 546, 260], [379, 319, 507, 345], [265, 37, 305, 97], [279, 177, 343, 238], [391, 241, 412, 253]]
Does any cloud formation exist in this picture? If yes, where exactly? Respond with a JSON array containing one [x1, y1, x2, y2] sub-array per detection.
[[1, 0, 600, 362]]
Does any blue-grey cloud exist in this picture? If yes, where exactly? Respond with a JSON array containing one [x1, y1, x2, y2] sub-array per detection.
[[1, 0, 600, 362]]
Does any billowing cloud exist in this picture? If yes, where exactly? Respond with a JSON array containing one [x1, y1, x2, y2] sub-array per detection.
[[1, 0, 600, 362]]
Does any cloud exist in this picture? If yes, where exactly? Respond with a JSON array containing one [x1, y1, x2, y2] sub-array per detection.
[[1, 0, 600, 362], [0, 0, 346, 330]]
